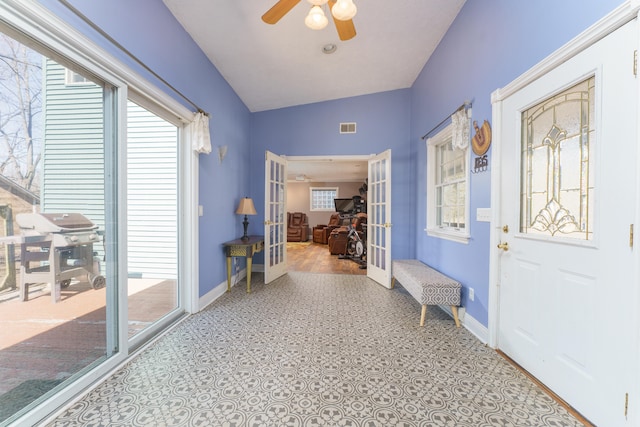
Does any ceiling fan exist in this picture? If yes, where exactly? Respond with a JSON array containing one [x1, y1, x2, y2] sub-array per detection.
[[262, 0, 357, 41]]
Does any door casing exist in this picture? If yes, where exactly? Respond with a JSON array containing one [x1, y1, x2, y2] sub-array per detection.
[[488, 3, 640, 425]]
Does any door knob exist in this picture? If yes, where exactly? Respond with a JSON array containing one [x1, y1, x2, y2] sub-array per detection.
[[497, 242, 509, 251]]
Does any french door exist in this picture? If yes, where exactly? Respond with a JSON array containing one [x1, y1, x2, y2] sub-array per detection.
[[264, 151, 287, 284], [367, 150, 392, 287], [494, 19, 638, 426]]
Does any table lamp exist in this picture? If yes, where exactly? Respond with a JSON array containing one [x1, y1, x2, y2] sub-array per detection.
[[236, 197, 257, 241]]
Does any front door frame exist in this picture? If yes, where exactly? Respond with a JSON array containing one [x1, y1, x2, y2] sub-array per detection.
[[488, 2, 640, 424], [488, 0, 639, 348]]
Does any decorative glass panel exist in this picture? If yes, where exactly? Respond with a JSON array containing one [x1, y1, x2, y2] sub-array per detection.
[[520, 77, 595, 240]]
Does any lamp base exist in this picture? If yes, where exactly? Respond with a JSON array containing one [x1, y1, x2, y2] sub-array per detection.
[[241, 215, 249, 241]]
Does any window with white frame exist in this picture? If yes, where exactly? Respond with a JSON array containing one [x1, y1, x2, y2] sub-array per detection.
[[65, 68, 91, 85], [426, 123, 470, 243], [310, 187, 338, 211]]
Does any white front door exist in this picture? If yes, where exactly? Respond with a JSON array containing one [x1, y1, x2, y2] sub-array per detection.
[[264, 151, 287, 284], [495, 20, 638, 426], [367, 149, 392, 287]]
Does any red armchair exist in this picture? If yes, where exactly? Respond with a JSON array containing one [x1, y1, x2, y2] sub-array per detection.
[[287, 212, 309, 242], [312, 213, 342, 244]]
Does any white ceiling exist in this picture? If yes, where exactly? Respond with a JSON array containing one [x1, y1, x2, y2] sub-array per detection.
[[286, 157, 368, 182], [163, 0, 466, 112]]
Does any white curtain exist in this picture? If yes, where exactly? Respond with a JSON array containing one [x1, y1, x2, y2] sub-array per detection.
[[191, 111, 212, 154], [451, 109, 470, 150]]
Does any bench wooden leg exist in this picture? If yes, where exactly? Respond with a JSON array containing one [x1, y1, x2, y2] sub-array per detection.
[[420, 305, 427, 326], [451, 305, 461, 328], [391, 277, 396, 289]]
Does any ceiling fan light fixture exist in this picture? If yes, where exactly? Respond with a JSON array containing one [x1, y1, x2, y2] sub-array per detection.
[[305, 5, 329, 30], [307, 0, 328, 5], [331, 0, 357, 21]]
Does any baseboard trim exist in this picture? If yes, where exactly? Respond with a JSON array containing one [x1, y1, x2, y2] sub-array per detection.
[[440, 305, 488, 344], [198, 269, 246, 311], [463, 311, 489, 344]]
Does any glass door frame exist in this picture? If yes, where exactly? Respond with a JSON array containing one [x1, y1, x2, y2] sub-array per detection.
[[125, 93, 195, 352], [0, 1, 199, 425]]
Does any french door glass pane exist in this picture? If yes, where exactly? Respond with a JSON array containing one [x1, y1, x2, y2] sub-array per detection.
[[126, 100, 178, 338], [0, 35, 113, 423]]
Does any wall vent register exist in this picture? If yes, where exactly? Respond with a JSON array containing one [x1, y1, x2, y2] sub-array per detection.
[[340, 122, 356, 134]]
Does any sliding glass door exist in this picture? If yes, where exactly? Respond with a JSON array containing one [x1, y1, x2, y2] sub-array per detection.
[[0, 5, 192, 423], [127, 99, 182, 344], [0, 36, 117, 424]]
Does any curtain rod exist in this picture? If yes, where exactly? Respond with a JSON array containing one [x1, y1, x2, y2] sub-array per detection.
[[421, 101, 472, 140], [58, 0, 209, 117]]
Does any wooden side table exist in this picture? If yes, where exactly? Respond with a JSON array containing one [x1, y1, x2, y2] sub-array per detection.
[[222, 235, 264, 293]]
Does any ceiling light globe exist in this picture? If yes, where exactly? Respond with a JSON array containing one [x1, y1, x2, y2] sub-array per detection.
[[305, 6, 328, 30], [331, 0, 357, 21], [307, 0, 328, 5]]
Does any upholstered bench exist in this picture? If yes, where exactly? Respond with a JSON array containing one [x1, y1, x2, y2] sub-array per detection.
[[391, 259, 461, 328]]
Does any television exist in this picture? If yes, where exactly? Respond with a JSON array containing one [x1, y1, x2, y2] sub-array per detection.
[[334, 198, 355, 214]]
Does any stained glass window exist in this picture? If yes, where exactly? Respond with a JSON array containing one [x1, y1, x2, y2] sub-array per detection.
[[520, 77, 595, 240]]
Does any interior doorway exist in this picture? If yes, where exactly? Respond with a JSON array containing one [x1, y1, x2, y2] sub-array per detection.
[[285, 155, 369, 276], [264, 151, 393, 288]]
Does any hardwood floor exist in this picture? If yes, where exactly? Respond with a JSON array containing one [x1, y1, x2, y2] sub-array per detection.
[[286, 241, 366, 275]]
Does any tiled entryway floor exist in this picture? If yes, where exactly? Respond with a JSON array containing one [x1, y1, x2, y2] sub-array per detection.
[[49, 272, 587, 426]]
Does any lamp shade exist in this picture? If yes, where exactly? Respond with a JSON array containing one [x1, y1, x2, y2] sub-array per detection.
[[236, 197, 257, 215]]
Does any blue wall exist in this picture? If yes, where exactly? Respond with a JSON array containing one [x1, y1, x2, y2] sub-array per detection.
[[249, 0, 624, 327], [38, 0, 252, 297], [40, 0, 626, 312], [249, 89, 413, 260], [410, 0, 625, 325]]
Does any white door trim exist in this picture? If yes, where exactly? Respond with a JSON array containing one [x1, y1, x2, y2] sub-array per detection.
[[491, 1, 639, 104], [284, 154, 374, 161]]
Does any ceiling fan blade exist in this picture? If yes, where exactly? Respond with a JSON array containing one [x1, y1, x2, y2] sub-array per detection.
[[328, 0, 356, 41], [262, 0, 301, 24]]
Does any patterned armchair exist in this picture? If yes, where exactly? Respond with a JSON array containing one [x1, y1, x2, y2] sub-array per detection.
[[287, 212, 309, 242], [312, 213, 342, 244]]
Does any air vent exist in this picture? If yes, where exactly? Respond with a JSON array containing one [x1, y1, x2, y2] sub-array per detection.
[[340, 122, 356, 134]]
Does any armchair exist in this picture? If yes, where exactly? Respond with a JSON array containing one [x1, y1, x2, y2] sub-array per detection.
[[287, 212, 309, 242], [312, 213, 342, 244]]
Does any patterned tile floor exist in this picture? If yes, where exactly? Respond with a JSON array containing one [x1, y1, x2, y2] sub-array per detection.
[[49, 272, 585, 426]]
